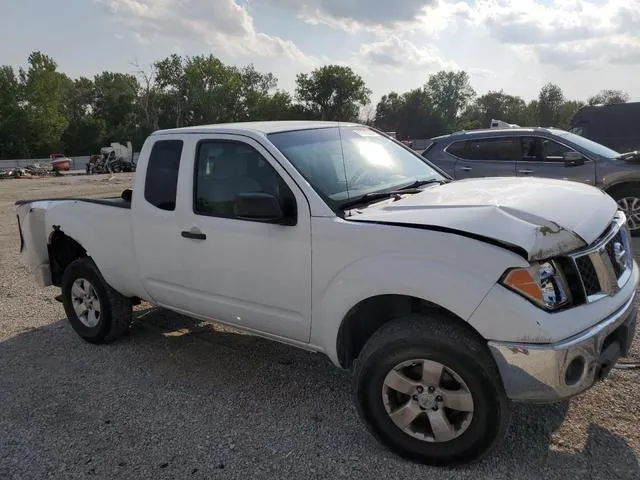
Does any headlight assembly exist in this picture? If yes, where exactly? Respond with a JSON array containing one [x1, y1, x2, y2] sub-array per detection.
[[501, 261, 572, 311]]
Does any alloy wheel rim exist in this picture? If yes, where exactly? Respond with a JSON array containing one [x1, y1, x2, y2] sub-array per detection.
[[71, 278, 102, 328], [617, 197, 640, 231], [382, 359, 474, 443]]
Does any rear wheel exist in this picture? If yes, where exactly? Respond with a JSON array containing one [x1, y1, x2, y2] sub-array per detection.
[[610, 186, 640, 236], [61, 257, 132, 343], [353, 314, 510, 466]]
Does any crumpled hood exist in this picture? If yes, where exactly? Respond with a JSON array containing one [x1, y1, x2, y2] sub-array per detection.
[[349, 177, 618, 261]]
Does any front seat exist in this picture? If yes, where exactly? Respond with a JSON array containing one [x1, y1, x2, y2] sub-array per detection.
[[200, 152, 261, 217]]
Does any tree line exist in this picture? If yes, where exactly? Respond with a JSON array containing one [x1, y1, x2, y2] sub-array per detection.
[[0, 51, 631, 159]]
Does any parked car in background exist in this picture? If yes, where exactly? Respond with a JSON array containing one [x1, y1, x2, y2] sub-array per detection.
[[570, 102, 640, 153], [423, 127, 640, 235]]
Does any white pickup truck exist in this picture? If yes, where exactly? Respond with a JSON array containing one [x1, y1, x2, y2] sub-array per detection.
[[16, 121, 638, 466]]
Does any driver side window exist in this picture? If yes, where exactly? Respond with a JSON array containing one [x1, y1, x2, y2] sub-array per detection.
[[194, 141, 296, 221]]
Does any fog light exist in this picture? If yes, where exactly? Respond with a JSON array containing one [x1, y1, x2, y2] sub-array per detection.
[[565, 357, 586, 386]]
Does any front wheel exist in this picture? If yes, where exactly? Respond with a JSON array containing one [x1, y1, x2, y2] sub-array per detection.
[[353, 315, 510, 466], [61, 257, 132, 343]]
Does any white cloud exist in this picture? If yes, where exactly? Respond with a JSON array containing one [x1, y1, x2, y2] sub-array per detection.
[[358, 35, 455, 71], [96, 0, 317, 66], [264, 0, 437, 31], [259, 0, 640, 72], [470, 0, 640, 68]]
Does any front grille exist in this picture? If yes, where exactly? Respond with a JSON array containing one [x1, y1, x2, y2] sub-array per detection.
[[575, 256, 600, 295], [570, 215, 631, 302]]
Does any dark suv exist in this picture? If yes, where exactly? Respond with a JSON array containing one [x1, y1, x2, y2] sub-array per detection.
[[423, 127, 640, 235]]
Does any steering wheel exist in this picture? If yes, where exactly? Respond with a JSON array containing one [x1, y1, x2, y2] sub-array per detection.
[[349, 167, 378, 186]]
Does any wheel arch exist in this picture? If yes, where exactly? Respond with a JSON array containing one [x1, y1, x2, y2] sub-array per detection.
[[604, 180, 640, 197], [336, 294, 488, 369], [48, 228, 88, 287]]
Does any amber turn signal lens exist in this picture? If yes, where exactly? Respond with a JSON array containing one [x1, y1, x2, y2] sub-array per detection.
[[502, 268, 543, 303]]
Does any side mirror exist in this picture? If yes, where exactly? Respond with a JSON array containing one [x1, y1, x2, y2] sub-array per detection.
[[235, 192, 287, 224], [563, 151, 585, 166]]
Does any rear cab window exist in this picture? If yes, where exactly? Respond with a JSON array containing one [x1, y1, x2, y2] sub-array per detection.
[[144, 139, 184, 211]]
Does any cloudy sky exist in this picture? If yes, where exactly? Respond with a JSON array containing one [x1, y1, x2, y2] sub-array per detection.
[[1, 0, 639, 104]]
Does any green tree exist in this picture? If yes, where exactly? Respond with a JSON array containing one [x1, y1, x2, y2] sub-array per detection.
[[557, 100, 585, 130], [398, 88, 448, 139], [155, 53, 188, 128], [525, 100, 539, 126], [463, 90, 529, 128], [154, 55, 282, 126], [374, 88, 448, 140], [250, 90, 301, 120], [132, 61, 161, 139], [588, 89, 630, 106], [237, 64, 278, 120], [295, 65, 371, 121], [18, 51, 71, 157], [537, 82, 565, 127], [374, 92, 404, 133], [93, 71, 139, 143], [61, 77, 105, 155], [0, 65, 30, 158], [424, 70, 475, 130], [181, 55, 243, 124]]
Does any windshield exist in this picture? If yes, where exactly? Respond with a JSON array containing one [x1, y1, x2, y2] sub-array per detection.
[[268, 126, 445, 209], [555, 130, 620, 158]]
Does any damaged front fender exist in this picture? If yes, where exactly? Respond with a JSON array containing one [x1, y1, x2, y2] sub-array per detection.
[[498, 206, 586, 261]]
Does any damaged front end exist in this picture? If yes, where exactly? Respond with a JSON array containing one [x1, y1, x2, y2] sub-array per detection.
[[500, 210, 633, 314], [496, 206, 587, 262]]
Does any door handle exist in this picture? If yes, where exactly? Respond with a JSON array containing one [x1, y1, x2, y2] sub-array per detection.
[[181, 230, 206, 240], [460, 166, 472, 172], [518, 169, 533, 174]]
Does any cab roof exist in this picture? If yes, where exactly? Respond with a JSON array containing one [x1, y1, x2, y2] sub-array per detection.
[[152, 120, 362, 136]]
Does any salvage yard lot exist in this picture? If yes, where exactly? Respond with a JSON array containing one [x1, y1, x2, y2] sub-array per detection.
[[0, 174, 639, 479]]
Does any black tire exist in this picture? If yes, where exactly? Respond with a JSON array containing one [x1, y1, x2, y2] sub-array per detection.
[[608, 186, 640, 237], [353, 314, 510, 466], [61, 257, 132, 344]]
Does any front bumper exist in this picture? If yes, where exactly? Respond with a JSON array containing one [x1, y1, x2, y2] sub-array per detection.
[[488, 291, 637, 402]]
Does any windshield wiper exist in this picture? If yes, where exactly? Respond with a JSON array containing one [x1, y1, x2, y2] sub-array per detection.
[[395, 178, 448, 191], [338, 179, 447, 211], [338, 192, 397, 211], [338, 177, 449, 211]]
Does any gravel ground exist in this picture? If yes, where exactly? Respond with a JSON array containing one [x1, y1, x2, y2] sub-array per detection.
[[0, 174, 639, 479]]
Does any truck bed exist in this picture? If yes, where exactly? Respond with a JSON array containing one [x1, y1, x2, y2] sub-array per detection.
[[15, 196, 131, 209]]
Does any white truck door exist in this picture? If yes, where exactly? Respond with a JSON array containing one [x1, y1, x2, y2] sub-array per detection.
[[136, 133, 312, 343]]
